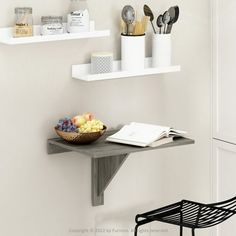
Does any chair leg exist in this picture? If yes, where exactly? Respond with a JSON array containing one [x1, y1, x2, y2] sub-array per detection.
[[180, 211, 183, 236], [180, 226, 183, 236], [134, 218, 154, 236], [134, 225, 139, 236], [192, 228, 195, 236]]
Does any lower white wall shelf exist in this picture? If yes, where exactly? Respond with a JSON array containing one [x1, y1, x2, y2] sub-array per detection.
[[47, 130, 194, 206], [72, 58, 181, 82], [0, 21, 110, 45]]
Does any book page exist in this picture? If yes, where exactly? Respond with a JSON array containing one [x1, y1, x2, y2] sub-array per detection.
[[107, 123, 171, 146], [169, 129, 187, 136]]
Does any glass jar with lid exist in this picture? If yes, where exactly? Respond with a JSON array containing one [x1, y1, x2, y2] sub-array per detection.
[[41, 16, 64, 35], [14, 7, 33, 38]]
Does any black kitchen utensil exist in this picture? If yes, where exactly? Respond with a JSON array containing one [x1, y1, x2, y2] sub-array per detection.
[[156, 15, 164, 34], [166, 6, 179, 34], [143, 4, 156, 34], [162, 11, 171, 34]]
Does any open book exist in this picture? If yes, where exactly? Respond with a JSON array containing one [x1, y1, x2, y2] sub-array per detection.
[[106, 122, 187, 147]]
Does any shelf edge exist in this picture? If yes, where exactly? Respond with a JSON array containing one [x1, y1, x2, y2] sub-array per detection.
[[0, 25, 110, 45], [72, 64, 181, 82]]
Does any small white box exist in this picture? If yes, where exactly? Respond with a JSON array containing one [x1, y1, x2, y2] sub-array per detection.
[[91, 52, 113, 74]]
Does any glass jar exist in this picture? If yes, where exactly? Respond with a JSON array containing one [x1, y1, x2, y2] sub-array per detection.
[[14, 7, 33, 38], [41, 16, 64, 35]]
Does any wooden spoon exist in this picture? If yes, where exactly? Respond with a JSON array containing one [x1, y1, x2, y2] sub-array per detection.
[[134, 21, 144, 35], [142, 16, 149, 33]]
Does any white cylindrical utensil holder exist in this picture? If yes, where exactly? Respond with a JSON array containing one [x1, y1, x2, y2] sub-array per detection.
[[121, 34, 145, 72], [152, 34, 172, 67]]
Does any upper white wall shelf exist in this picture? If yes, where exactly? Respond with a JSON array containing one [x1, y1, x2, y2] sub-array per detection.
[[0, 21, 110, 45], [72, 58, 181, 82]]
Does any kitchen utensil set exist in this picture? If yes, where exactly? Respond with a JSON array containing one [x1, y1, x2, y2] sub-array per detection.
[[120, 5, 179, 35], [143, 5, 179, 34], [121, 5, 149, 36]]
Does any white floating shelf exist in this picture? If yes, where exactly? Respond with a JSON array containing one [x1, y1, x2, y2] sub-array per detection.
[[72, 58, 181, 82], [0, 22, 110, 45]]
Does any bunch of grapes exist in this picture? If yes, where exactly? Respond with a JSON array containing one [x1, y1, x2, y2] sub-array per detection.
[[79, 119, 104, 133], [56, 118, 78, 132]]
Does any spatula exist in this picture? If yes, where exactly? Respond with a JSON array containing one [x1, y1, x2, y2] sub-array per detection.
[[142, 16, 149, 33], [120, 18, 126, 35], [133, 21, 144, 35]]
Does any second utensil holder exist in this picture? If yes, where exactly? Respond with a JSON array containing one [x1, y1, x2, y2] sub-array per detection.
[[121, 34, 145, 72], [152, 34, 172, 67]]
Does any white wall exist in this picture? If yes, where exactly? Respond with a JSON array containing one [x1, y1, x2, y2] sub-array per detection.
[[0, 0, 211, 236]]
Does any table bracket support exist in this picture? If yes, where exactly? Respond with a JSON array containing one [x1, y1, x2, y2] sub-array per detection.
[[92, 154, 128, 206]]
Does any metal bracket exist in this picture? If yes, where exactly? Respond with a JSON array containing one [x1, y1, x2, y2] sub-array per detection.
[[92, 154, 128, 206]]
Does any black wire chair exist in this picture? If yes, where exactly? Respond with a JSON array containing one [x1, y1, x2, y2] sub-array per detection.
[[135, 196, 236, 236]]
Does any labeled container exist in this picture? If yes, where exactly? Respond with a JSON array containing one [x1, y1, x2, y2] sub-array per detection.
[[67, 0, 90, 33], [41, 16, 64, 35], [14, 7, 33, 38], [121, 34, 145, 72], [152, 34, 172, 67]]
